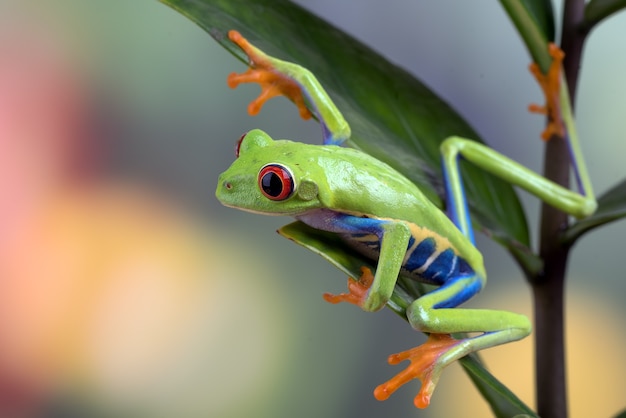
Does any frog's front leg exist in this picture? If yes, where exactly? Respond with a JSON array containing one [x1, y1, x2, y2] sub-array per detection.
[[297, 212, 412, 311], [226, 30, 350, 145], [311, 215, 412, 312]]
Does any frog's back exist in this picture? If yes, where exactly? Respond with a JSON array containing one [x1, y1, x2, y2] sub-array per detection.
[[313, 145, 436, 220], [311, 146, 450, 231]]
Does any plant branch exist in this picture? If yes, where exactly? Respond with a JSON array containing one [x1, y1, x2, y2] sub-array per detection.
[[533, 1, 589, 417], [583, 0, 626, 31], [535, 137, 571, 418]]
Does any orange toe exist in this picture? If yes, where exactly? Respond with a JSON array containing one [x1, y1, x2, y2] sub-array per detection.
[[323, 267, 374, 307], [227, 30, 312, 120], [528, 43, 566, 140], [374, 333, 459, 408]]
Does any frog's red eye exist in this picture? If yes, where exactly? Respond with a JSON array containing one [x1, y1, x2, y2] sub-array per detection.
[[235, 132, 248, 158], [258, 164, 295, 201]]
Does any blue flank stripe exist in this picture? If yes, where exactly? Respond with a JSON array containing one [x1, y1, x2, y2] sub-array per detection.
[[341, 217, 479, 306], [404, 238, 436, 272], [433, 265, 481, 308], [405, 238, 476, 292], [422, 249, 456, 281]]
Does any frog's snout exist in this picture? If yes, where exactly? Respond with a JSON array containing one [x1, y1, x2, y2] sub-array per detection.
[[216, 171, 247, 206], [215, 173, 232, 200]]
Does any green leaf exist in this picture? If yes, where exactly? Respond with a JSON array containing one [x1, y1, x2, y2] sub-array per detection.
[[584, 0, 626, 31], [499, 0, 554, 72], [279, 221, 536, 417], [160, 0, 531, 255], [460, 355, 538, 418], [528, 0, 555, 41], [613, 408, 626, 418], [565, 178, 626, 242], [517, 0, 555, 42]]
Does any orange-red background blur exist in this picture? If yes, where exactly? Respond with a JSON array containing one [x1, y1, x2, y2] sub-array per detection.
[[0, 1, 624, 417]]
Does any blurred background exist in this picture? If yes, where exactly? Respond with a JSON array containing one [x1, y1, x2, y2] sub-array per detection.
[[0, 0, 624, 417]]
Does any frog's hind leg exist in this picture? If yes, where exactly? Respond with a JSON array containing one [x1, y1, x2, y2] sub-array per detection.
[[376, 274, 531, 408]]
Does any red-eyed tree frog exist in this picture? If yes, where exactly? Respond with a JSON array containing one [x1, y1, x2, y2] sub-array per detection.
[[215, 31, 596, 408]]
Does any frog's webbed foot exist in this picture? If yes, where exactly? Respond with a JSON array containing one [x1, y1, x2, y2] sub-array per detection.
[[374, 333, 460, 409], [528, 43, 566, 140], [323, 266, 374, 307], [227, 30, 312, 120]]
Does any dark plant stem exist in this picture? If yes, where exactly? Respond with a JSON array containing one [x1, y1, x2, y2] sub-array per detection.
[[533, 1, 588, 417], [535, 139, 571, 417], [561, 0, 589, 100]]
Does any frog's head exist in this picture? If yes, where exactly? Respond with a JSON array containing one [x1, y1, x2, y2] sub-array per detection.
[[216, 129, 324, 216]]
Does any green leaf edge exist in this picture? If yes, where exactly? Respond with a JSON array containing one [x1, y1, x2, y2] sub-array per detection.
[[460, 355, 538, 418], [498, 0, 553, 72], [520, 0, 556, 41], [613, 408, 626, 418], [565, 177, 626, 242]]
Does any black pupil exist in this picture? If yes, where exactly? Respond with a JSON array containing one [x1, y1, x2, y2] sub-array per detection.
[[261, 171, 284, 197]]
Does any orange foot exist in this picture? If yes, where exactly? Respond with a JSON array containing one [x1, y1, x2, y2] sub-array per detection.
[[528, 43, 566, 140], [323, 266, 374, 307], [374, 333, 460, 409], [226, 30, 312, 120]]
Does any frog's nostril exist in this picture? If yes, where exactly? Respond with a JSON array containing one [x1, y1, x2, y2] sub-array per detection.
[[225, 182, 233, 190]]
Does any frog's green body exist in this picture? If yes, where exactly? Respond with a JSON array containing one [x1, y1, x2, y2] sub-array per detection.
[[216, 31, 596, 408], [218, 132, 485, 284]]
